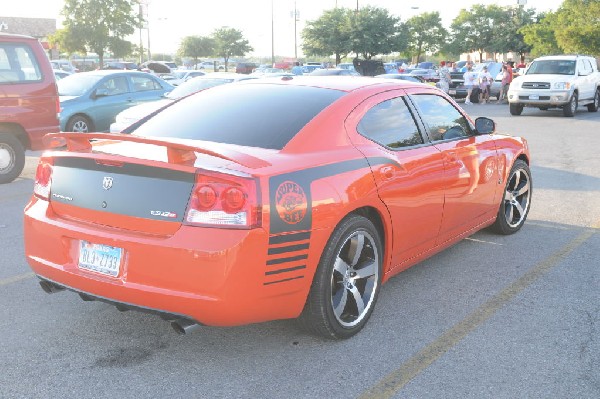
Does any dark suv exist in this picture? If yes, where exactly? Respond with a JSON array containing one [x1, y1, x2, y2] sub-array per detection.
[[0, 33, 59, 183]]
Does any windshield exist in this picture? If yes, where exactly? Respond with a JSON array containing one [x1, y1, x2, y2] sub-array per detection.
[[57, 74, 103, 96], [526, 60, 576, 75], [132, 83, 344, 150]]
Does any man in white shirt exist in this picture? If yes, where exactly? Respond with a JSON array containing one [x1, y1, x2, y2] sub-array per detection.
[[463, 64, 477, 104]]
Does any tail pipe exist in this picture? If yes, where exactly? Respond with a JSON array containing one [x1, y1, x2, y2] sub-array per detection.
[[171, 318, 201, 335], [39, 280, 66, 294]]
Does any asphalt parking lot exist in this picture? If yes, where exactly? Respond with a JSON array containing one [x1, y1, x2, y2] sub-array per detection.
[[1, 103, 599, 398]]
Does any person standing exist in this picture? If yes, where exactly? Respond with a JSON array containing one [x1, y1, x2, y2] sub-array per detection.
[[437, 61, 451, 94], [463, 64, 476, 105], [498, 64, 511, 103], [478, 66, 492, 104], [291, 62, 303, 75]]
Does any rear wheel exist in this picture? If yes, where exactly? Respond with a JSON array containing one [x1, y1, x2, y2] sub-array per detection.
[[298, 215, 382, 339], [587, 90, 599, 112], [66, 115, 93, 132], [563, 92, 578, 117], [509, 103, 523, 116], [0, 133, 26, 184], [491, 159, 532, 235]]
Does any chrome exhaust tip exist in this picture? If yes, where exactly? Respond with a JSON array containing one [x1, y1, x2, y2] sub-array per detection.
[[171, 318, 200, 335]]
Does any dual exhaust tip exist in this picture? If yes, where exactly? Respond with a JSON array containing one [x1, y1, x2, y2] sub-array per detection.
[[38, 279, 200, 335]]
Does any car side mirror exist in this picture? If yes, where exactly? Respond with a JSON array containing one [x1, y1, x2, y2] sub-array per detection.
[[93, 88, 109, 98], [475, 117, 495, 134]]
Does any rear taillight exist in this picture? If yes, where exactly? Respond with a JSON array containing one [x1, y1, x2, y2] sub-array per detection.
[[185, 170, 261, 229], [34, 158, 54, 200]]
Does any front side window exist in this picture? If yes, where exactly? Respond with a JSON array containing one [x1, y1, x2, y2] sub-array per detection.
[[99, 76, 129, 95], [410, 94, 471, 141], [357, 97, 424, 149]]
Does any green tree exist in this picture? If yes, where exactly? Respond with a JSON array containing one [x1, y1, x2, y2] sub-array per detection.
[[59, 0, 139, 67], [48, 28, 87, 57], [554, 0, 600, 55], [492, 6, 536, 63], [450, 4, 505, 62], [351, 6, 401, 59], [406, 12, 446, 64], [178, 36, 215, 68], [520, 12, 563, 57], [211, 27, 253, 72], [302, 7, 353, 66]]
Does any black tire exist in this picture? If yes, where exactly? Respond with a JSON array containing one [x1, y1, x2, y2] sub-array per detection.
[[509, 103, 523, 116], [491, 159, 532, 235], [563, 92, 578, 117], [0, 133, 26, 184], [66, 115, 93, 132], [298, 215, 383, 339], [586, 90, 599, 112]]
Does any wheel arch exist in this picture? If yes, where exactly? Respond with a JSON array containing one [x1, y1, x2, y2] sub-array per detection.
[[0, 123, 30, 150]]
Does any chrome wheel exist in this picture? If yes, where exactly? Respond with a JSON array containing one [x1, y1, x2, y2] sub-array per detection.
[[298, 215, 382, 339], [491, 159, 532, 235], [503, 165, 531, 228], [331, 230, 379, 328], [67, 116, 92, 133]]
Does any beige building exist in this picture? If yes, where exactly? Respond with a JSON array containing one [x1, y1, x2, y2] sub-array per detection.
[[0, 16, 57, 58]]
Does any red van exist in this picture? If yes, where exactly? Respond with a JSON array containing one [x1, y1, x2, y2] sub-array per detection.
[[0, 33, 59, 184]]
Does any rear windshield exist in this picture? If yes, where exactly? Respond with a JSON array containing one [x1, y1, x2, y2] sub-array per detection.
[[131, 83, 344, 150]]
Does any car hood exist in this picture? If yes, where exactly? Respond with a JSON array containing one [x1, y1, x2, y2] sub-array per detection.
[[59, 95, 80, 103]]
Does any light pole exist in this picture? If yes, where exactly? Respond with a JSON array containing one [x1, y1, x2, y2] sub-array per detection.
[[271, 0, 275, 65], [291, 2, 300, 60]]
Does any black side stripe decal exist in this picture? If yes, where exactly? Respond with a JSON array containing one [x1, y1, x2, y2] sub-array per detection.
[[267, 244, 309, 255], [263, 276, 305, 286], [265, 265, 307, 276], [266, 254, 308, 265], [269, 232, 311, 245]]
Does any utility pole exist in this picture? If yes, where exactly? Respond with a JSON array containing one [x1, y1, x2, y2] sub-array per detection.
[[271, 0, 275, 65]]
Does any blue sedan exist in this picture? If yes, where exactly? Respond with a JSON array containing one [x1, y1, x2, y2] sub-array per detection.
[[57, 70, 174, 132]]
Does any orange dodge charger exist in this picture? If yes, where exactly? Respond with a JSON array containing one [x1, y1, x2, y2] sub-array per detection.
[[24, 77, 532, 339]]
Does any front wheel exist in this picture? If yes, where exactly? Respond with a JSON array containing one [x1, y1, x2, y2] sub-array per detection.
[[587, 90, 599, 112], [509, 103, 523, 116], [298, 215, 383, 339], [563, 92, 578, 117], [491, 159, 532, 235], [66, 115, 93, 132], [0, 133, 26, 184]]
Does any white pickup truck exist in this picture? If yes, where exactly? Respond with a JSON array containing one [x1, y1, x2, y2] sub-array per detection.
[[507, 55, 600, 116]]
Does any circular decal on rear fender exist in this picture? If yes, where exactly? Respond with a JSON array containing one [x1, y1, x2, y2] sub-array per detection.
[[275, 181, 307, 225]]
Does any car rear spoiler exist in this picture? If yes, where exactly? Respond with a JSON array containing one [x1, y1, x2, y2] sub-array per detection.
[[42, 132, 271, 169]]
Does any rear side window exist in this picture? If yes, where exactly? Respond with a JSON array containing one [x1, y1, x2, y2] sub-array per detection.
[[0, 43, 42, 83], [131, 83, 344, 150], [357, 97, 424, 149]]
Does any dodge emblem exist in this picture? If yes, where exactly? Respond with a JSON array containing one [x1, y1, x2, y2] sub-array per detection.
[[102, 176, 113, 190]]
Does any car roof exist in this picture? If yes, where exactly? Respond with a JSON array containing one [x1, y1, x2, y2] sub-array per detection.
[[80, 70, 151, 77], [239, 75, 418, 92]]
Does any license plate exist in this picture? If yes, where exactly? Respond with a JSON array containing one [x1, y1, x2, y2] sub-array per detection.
[[529, 94, 539, 100], [449, 89, 456, 95], [79, 241, 123, 277]]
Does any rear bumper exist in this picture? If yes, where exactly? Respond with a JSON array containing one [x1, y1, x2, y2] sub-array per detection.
[[24, 198, 312, 326]]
